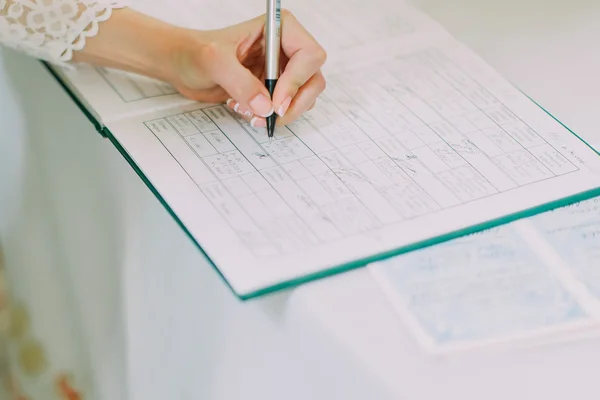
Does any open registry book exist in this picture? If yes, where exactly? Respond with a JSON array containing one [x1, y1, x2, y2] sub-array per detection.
[[47, 0, 600, 299], [370, 197, 600, 354]]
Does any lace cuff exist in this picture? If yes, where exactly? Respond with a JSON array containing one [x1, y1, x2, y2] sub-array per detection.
[[0, 0, 128, 65]]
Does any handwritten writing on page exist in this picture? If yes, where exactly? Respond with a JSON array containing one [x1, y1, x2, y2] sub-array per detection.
[[45, 0, 600, 297], [103, 28, 600, 297]]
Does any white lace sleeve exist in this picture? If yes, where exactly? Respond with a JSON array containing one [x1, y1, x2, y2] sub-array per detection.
[[0, 0, 128, 66]]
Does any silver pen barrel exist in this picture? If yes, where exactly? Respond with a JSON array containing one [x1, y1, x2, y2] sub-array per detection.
[[265, 0, 281, 80]]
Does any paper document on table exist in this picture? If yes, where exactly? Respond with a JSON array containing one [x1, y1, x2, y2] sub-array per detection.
[[530, 198, 600, 298], [370, 197, 600, 354], [106, 37, 600, 297], [46, 0, 600, 298]]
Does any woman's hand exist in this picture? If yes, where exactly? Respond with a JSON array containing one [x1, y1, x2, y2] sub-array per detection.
[[73, 8, 326, 128], [170, 10, 327, 128]]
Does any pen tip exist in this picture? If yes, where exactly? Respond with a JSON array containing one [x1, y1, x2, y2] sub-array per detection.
[[266, 115, 276, 138]]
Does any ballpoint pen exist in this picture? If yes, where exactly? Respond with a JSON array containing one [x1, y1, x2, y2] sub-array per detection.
[[265, 0, 281, 138]]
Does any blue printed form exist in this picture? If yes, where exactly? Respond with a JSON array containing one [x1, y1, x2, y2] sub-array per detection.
[[370, 215, 600, 353], [530, 199, 600, 300]]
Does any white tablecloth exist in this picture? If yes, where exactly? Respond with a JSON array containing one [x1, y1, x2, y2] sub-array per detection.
[[1, 1, 600, 399]]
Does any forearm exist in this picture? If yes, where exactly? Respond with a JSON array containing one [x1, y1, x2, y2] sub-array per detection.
[[0, 1, 185, 83], [70, 7, 185, 83]]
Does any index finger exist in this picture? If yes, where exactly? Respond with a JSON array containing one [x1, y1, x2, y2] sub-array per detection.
[[272, 10, 327, 115]]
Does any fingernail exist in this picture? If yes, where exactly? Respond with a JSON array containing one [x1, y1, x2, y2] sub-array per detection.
[[226, 98, 234, 107], [233, 103, 253, 117], [276, 97, 292, 117], [251, 117, 266, 128], [237, 107, 253, 118], [249, 94, 273, 118]]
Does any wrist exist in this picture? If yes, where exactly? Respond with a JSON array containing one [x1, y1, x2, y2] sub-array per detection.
[[167, 28, 216, 89], [72, 8, 187, 84]]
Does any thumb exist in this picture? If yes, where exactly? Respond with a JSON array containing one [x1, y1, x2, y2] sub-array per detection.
[[206, 47, 274, 118]]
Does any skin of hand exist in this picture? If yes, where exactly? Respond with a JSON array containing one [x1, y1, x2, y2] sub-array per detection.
[[72, 8, 327, 128], [172, 10, 327, 128]]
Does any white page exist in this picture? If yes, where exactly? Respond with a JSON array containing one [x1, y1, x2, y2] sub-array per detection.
[[104, 26, 600, 296], [48, 0, 448, 126]]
